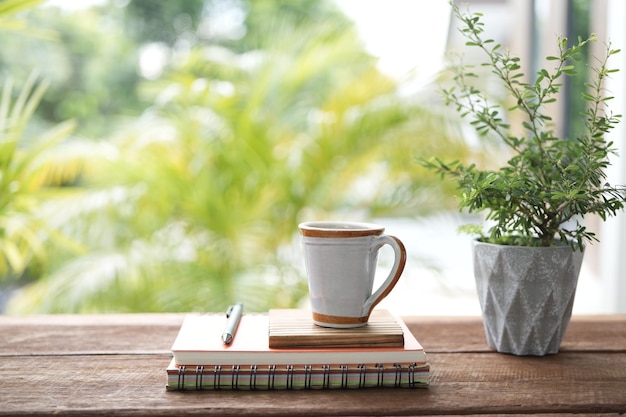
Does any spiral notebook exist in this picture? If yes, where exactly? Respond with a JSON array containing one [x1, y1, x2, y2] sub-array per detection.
[[166, 311, 429, 391], [166, 359, 429, 390]]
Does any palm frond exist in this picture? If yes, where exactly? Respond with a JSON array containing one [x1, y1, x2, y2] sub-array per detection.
[[0, 0, 45, 15], [0, 73, 76, 280], [0, 0, 56, 39]]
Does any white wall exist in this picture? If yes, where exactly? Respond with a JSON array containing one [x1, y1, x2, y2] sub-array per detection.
[[600, 0, 626, 312]]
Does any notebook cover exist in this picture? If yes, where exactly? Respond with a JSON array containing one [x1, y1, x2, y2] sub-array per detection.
[[170, 311, 426, 366]]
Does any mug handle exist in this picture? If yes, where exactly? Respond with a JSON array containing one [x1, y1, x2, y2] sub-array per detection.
[[361, 235, 407, 318]]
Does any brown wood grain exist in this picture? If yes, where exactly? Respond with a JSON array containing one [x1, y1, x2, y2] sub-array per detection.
[[1, 353, 625, 416], [3, 314, 624, 355], [0, 314, 184, 356], [268, 309, 404, 348], [404, 315, 626, 353], [0, 314, 625, 416]]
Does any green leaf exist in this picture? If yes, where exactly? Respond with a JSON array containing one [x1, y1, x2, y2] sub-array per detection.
[[0, 0, 45, 15]]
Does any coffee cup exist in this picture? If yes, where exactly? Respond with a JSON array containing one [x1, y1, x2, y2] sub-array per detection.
[[299, 221, 406, 328]]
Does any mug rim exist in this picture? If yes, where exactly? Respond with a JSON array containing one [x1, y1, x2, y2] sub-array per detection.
[[299, 221, 384, 238]]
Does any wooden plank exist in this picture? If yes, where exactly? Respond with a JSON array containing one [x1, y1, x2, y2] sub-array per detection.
[[2, 314, 624, 356], [0, 313, 186, 326], [268, 309, 404, 348], [1, 352, 625, 416], [405, 316, 488, 352], [0, 314, 184, 356], [558, 315, 626, 351], [1, 314, 625, 416], [403, 315, 626, 353]]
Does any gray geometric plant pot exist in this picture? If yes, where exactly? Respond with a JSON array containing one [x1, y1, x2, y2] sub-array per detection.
[[472, 240, 585, 356]]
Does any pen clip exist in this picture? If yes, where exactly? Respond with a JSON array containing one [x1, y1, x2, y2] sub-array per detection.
[[226, 305, 234, 318]]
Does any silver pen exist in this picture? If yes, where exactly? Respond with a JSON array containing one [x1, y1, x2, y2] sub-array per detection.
[[221, 303, 243, 344]]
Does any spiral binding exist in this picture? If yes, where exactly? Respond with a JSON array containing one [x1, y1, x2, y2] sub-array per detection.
[[268, 364, 276, 390], [214, 365, 221, 390], [358, 364, 367, 389], [304, 365, 312, 389], [408, 363, 416, 386], [393, 363, 402, 387], [286, 365, 294, 390], [195, 365, 203, 390], [232, 365, 240, 390], [322, 364, 330, 389], [340, 365, 349, 389], [175, 363, 422, 390], [250, 365, 257, 390], [178, 365, 186, 390], [376, 364, 384, 387]]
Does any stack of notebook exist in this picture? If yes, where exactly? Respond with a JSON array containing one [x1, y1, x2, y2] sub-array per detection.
[[166, 309, 430, 391]]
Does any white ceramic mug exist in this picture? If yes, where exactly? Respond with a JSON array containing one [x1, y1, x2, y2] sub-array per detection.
[[299, 221, 407, 328]]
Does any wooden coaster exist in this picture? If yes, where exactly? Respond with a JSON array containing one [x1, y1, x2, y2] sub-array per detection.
[[268, 309, 404, 349]]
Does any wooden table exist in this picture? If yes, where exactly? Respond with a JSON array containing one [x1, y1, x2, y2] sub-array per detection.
[[1, 314, 625, 416]]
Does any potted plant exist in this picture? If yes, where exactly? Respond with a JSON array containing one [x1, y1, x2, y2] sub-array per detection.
[[421, 4, 626, 355]]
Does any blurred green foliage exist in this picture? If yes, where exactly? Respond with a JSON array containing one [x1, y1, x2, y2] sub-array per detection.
[[1, 0, 469, 313], [0, 0, 82, 287]]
